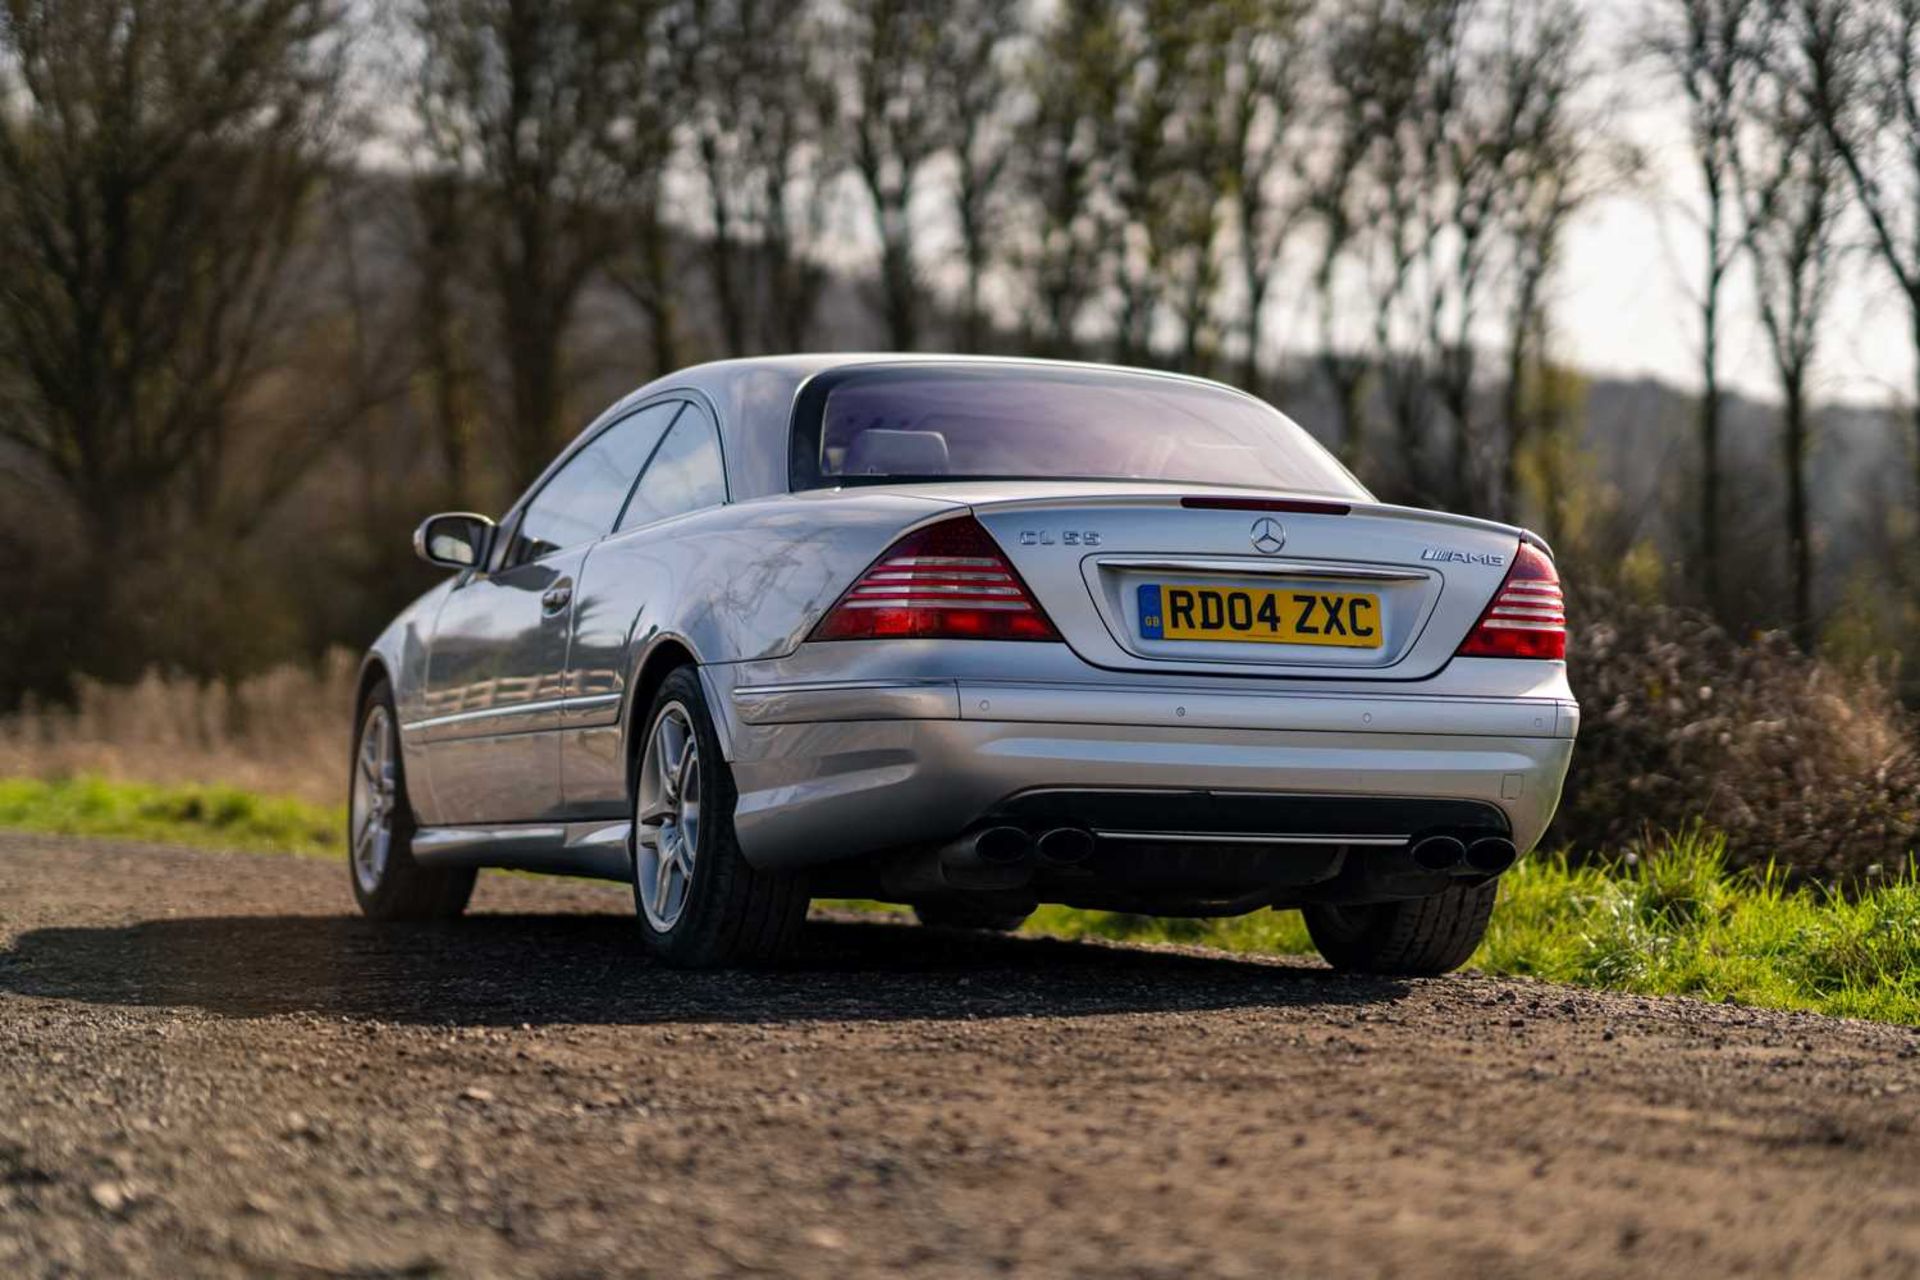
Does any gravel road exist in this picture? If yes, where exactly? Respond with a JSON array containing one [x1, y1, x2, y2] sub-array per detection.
[[0, 833, 1916, 1278]]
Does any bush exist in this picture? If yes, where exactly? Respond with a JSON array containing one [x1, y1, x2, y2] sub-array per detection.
[[1554, 587, 1920, 882]]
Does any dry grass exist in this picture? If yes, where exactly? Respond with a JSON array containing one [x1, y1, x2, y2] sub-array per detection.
[[0, 653, 355, 806]]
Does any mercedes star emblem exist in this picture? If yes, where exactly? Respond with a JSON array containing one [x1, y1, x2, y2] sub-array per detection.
[[1249, 517, 1286, 555]]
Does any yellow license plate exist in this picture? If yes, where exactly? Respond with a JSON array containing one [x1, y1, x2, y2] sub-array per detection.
[[1137, 583, 1382, 648]]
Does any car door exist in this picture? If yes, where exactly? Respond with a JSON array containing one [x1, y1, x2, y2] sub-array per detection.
[[418, 401, 683, 824], [562, 400, 730, 818]]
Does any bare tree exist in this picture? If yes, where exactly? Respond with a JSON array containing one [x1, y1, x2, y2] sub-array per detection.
[[1647, 0, 1769, 608], [604, 11, 689, 382], [1424, 0, 1587, 514], [682, 0, 841, 357], [1497, 105, 1591, 525], [1107, 0, 1230, 369], [412, 170, 483, 508], [411, 0, 664, 488], [931, 0, 1027, 352], [0, 0, 346, 570], [1301, 3, 1390, 470], [1217, 0, 1312, 392], [1785, 0, 1920, 510], [1348, 0, 1472, 505], [1735, 16, 1850, 648], [1019, 2, 1126, 356], [843, 0, 944, 351]]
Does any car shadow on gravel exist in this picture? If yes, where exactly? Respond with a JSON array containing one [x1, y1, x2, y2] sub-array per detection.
[[0, 913, 1409, 1026]]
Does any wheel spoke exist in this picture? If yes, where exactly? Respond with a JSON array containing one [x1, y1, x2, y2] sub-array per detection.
[[655, 718, 683, 804], [679, 733, 699, 781], [654, 832, 677, 904]]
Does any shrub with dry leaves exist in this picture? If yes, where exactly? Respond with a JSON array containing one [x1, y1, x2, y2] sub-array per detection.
[[1555, 588, 1920, 882]]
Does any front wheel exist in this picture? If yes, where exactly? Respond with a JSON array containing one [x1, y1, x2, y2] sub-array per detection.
[[348, 679, 475, 921], [630, 668, 809, 967], [1303, 881, 1497, 976]]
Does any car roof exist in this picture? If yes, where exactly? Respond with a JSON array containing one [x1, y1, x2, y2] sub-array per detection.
[[604, 354, 1268, 501]]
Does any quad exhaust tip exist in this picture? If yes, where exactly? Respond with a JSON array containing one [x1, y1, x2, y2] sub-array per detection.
[[972, 826, 1033, 866], [1409, 834, 1467, 872], [1035, 827, 1096, 867], [1465, 836, 1519, 875]]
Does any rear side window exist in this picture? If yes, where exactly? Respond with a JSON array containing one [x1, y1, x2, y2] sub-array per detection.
[[617, 406, 727, 532], [509, 401, 683, 565], [789, 365, 1366, 499]]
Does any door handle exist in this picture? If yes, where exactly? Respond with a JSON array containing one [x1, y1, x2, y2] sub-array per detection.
[[541, 582, 573, 614]]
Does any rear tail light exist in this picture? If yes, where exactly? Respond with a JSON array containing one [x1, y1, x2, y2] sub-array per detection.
[[1455, 540, 1566, 660], [810, 515, 1061, 642]]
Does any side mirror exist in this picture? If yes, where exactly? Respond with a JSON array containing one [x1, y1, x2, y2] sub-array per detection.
[[413, 512, 495, 571]]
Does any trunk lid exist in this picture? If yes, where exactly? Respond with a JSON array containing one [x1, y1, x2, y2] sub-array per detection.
[[937, 484, 1525, 680]]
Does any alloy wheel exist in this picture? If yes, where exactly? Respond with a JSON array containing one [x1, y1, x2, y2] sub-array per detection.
[[350, 705, 397, 894], [636, 701, 702, 931]]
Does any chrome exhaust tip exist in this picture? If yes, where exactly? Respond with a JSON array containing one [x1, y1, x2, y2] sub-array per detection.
[[1034, 827, 1095, 867], [973, 826, 1034, 867], [1410, 834, 1467, 872], [1465, 836, 1519, 875]]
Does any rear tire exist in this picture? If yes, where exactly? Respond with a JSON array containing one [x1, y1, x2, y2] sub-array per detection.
[[631, 667, 809, 968], [348, 678, 476, 921], [912, 901, 1032, 933], [1303, 881, 1496, 976]]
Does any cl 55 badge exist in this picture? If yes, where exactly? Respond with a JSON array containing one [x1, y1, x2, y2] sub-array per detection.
[[1019, 529, 1102, 547], [1421, 548, 1507, 566]]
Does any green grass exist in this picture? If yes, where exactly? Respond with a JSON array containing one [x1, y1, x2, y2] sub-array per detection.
[[0, 775, 342, 856], [3, 778, 1915, 1024], [1009, 829, 1920, 1024], [843, 828, 1920, 1025]]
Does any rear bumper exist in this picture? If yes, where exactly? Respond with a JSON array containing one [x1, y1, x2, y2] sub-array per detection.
[[712, 674, 1577, 870]]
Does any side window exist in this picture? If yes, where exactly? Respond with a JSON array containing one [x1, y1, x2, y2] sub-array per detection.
[[506, 402, 684, 567], [616, 406, 726, 532]]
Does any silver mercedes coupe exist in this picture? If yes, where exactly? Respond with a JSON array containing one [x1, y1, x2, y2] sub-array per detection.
[[350, 356, 1578, 974]]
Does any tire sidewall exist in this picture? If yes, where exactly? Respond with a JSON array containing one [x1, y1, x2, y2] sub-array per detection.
[[348, 680, 420, 916], [631, 668, 733, 960]]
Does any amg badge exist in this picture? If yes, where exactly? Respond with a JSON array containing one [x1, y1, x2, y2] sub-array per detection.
[[1421, 548, 1507, 566]]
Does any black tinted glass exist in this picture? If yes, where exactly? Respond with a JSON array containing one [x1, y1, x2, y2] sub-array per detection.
[[792, 366, 1364, 498]]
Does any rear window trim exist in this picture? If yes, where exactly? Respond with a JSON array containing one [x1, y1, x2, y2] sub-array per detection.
[[786, 362, 1366, 499]]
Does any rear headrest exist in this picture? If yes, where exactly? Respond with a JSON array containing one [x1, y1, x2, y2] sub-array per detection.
[[842, 428, 951, 476]]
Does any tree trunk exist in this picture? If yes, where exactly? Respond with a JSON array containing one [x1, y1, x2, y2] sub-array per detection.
[[962, 238, 987, 352], [1784, 372, 1813, 650], [702, 139, 748, 358], [881, 230, 917, 350], [1501, 330, 1527, 526], [1701, 286, 1723, 613], [1911, 297, 1920, 516], [638, 198, 681, 377]]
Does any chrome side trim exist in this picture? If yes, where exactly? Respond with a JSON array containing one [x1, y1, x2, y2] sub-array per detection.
[[1091, 556, 1430, 582], [405, 692, 624, 735], [412, 823, 566, 856], [1094, 830, 1409, 847], [566, 693, 624, 711], [411, 821, 633, 882]]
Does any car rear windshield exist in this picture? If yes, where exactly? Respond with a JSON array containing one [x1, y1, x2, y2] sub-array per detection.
[[788, 364, 1367, 498]]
